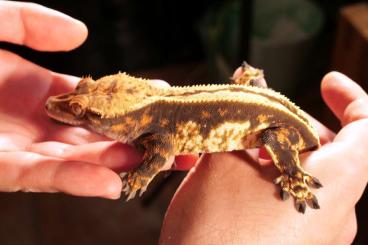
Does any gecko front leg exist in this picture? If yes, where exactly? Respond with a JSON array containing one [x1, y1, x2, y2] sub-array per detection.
[[260, 127, 322, 213], [120, 133, 174, 200]]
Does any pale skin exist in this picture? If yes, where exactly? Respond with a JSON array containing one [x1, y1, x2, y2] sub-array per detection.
[[0, 1, 367, 244]]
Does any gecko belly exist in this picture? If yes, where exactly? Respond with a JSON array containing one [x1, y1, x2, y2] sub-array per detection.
[[174, 120, 263, 154]]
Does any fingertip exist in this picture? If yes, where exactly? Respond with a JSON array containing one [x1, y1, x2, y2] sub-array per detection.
[[173, 154, 199, 170], [51, 72, 81, 92], [232, 67, 243, 79], [101, 173, 122, 200], [150, 79, 171, 88], [321, 71, 346, 95], [53, 162, 122, 199], [1, 1, 89, 51], [320, 71, 367, 121], [44, 8, 89, 51], [341, 98, 368, 126], [99, 142, 142, 171], [60, 17, 88, 51], [258, 147, 273, 166]]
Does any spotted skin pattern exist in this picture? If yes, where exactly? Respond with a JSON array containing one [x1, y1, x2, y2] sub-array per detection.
[[45, 63, 321, 213]]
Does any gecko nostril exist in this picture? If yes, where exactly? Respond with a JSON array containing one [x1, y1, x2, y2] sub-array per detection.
[[45, 102, 51, 111]]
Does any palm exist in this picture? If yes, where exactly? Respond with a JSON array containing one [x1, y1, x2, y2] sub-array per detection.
[[0, 2, 131, 198], [0, 52, 110, 148], [0, 2, 197, 198], [0, 49, 129, 195]]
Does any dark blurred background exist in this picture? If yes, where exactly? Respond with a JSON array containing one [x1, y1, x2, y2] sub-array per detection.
[[0, 0, 367, 244]]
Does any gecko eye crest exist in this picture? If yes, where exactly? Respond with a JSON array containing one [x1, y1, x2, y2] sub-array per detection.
[[76, 76, 96, 93], [70, 101, 86, 118]]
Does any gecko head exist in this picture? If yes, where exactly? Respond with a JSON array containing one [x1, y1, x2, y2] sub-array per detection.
[[45, 73, 159, 127], [45, 77, 95, 126]]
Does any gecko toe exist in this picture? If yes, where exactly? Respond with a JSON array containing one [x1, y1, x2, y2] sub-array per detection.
[[120, 171, 150, 201], [126, 189, 137, 201], [139, 186, 148, 197], [295, 200, 306, 213], [274, 172, 321, 213], [280, 189, 290, 201], [310, 176, 323, 188], [307, 195, 320, 209]]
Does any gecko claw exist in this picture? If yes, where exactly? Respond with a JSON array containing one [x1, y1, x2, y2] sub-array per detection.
[[139, 186, 147, 197], [307, 195, 320, 209], [310, 177, 323, 188], [280, 189, 290, 201], [296, 200, 306, 214], [126, 190, 137, 201]]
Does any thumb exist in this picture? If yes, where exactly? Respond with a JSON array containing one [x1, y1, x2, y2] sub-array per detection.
[[321, 72, 368, 126]]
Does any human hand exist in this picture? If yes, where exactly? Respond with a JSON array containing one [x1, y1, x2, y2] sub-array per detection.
[[160, 72, 368, 244], [0, 2, 196, 199]]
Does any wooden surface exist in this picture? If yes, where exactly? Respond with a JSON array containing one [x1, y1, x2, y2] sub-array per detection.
[[332, 3, 368, 89]]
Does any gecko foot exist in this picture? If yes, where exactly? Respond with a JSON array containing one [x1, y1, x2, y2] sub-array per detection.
[[120, 172, 150, 201], [274, 172, 321, 213]]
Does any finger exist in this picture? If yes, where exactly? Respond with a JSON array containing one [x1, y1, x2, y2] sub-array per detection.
[[0, 151, 122, 199], [27, 141, 142, 171], [50, 72, 80, 93], [321, 72, 368, 123], [336, 210, 357, 244], [150, 79, 171, 88], [29, 141, 199, 171], [0, 1, 87, 51], [172, 154, 199, 170], [44, 124, 111, 144], [232, 67, 244, 79], [333, 119, 368, 183], [305, 115, 336, 144], [0, 53, 109, 145], [0, 49, 78, 91], [341, 98, 368, 126], [0, 50, 78, 116]]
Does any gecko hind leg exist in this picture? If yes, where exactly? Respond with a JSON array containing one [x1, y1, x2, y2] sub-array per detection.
[[261, 127, 322, 213], [120, 134, 174, 201]]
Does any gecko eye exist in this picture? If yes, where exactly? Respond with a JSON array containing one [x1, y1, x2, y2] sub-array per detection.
[[70, 102, 86, 118]]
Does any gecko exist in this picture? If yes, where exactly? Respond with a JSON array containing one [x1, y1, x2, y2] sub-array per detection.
[[45, 63, 321, 213]]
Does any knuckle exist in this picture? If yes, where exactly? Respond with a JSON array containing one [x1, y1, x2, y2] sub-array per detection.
[[342, 99, 368, 125], [352, 120, 368, 173]]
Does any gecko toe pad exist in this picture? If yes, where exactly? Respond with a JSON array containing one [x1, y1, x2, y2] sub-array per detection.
[[121, 171, 150, 201], [274, 172, 321, 213]]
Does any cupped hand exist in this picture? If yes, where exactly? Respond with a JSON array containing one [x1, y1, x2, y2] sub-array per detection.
[[0, 2, 196, 199], [160, 72, 368, 244]]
